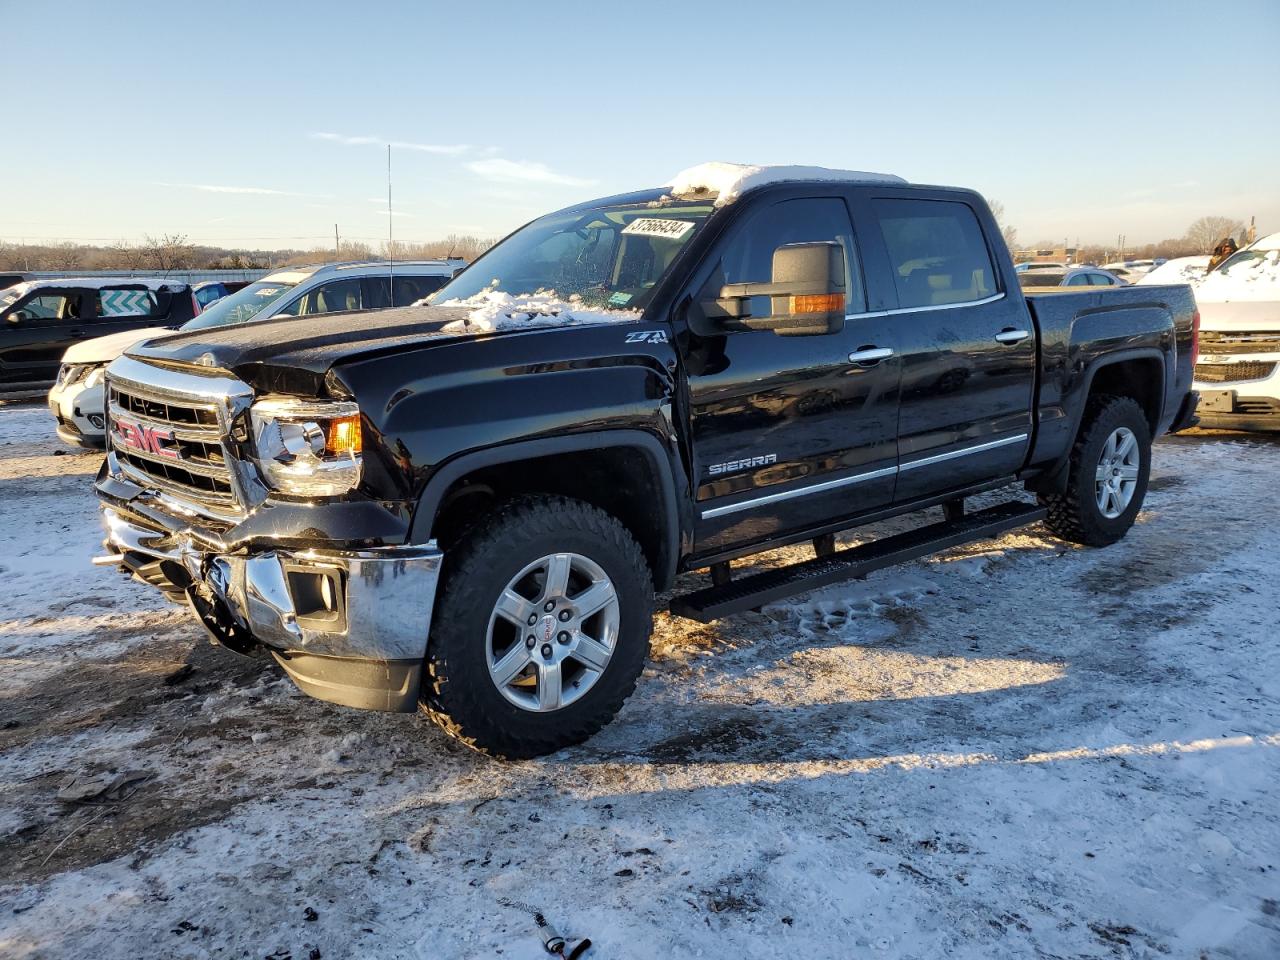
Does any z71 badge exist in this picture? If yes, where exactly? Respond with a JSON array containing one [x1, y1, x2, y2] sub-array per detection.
[[624, 330, 668, 344], [708, 454, 777, 476]]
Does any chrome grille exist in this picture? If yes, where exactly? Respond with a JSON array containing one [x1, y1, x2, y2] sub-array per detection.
[[1194, 361, 1276, 384], [104, 357, 254, 519], [1199, 330, 1280, 354]]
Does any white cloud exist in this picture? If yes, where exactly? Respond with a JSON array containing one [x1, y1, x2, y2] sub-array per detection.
[[311, 132, 470, 155], [466, 158, 596, 187], [157, 182, 312, 196]]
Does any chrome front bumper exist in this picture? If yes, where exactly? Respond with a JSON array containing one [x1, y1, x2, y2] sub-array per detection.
[[101, 507, 443, 712]]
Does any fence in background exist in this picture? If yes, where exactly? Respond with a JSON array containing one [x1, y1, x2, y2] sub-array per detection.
[[24, 269, 272, 284]]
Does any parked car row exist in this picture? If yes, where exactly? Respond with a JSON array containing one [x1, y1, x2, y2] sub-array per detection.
[[0, 261, 462, 445], [1016, 267, 1128, 289]]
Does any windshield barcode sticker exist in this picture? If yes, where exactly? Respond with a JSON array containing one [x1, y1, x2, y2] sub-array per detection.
[[622, 218, 696, 241]]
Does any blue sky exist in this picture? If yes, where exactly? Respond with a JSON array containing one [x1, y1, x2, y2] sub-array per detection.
[[4, 0, 1277, 250]]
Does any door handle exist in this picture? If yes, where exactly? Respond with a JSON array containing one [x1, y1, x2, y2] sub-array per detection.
[[994, 329, 1030, 344], [848, 347, 894, 365], [68, 328, 87, 338]]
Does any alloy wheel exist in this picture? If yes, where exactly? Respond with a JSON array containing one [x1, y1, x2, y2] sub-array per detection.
[[485, 552, 620, 712]]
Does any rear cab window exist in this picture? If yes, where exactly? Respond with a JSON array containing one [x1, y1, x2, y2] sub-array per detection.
[[872, 198, 998, 308]]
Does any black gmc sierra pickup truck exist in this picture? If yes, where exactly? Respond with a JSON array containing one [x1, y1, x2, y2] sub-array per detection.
[[94, 166, 1199, 758]]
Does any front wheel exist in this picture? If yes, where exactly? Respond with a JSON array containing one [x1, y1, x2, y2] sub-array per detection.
[[422, 495, 653, 758], [1040, 394, 1152, 546]]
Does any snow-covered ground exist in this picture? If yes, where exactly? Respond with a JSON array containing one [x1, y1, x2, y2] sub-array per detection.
[[1, 402, 1278, 959]]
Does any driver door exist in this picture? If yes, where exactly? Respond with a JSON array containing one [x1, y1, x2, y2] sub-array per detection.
[[678, 195, 901, 556], [0, 287, 90, 387]]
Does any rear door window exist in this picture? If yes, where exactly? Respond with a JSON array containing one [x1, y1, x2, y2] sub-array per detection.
[[393, 274, 447, 306], [873, 199, 997, 308], [97, 287, 161, 318], [1066, 273, 1091, 286], [364, 274, 475, 309]]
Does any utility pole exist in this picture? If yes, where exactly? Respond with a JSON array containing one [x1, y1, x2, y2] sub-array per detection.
[[387, 144, 395, 303], [335, 223, 340, 262]]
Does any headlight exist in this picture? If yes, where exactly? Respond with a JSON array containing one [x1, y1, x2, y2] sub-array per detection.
[[249, 397, 363, 497], [57, 364, 84, 387], [82, 366, 106, 389]]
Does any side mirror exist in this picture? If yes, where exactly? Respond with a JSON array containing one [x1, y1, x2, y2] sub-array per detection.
[[7, 311, 26, 324], [705, 242, 846, 336]]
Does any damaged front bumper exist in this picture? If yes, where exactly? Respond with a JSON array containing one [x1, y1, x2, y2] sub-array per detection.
[[100, 506, 443, 712]]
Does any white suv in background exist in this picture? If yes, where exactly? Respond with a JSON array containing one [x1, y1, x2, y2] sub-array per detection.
[[1191, 232, 1280, 431], [48, 260, 464, 448]]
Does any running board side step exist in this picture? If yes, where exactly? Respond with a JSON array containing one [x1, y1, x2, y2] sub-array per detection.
[[669, 501, 1047, 623]]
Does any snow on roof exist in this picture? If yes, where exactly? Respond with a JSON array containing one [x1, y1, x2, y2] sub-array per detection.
[[15, 276, 188, 292], [432, 289, 640, 334], [665, 161, 906, 206]]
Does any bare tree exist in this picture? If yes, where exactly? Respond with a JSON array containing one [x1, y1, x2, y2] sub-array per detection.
[[1185, 216, 1246, 254], [105, 240, 147, 270], [42, 243, 84, 270], [141, 233, 196, 272], [987, 200, 1020, 256]]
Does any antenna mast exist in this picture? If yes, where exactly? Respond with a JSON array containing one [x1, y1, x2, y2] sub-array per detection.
[[387, 144, 394, 302]]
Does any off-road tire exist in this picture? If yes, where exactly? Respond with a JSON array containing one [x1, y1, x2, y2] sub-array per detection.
[[421, 495, 653, 758], [1039, 394, 1151, 546]]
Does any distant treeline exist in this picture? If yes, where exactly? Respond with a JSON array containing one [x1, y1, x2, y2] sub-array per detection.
[[0, 234, 496, 273]]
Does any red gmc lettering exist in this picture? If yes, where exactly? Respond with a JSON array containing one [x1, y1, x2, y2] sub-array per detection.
[[112, 418, 179, 459]]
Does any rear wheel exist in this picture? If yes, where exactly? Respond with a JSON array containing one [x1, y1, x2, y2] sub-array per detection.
[[1040, 395, 1152, 546], [422, 495, 653, 758]]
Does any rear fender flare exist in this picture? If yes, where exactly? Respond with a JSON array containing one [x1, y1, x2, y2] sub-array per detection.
[[1029, 347, 1166, 495]]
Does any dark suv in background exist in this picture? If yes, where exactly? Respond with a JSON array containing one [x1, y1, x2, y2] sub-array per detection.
[[1, 278, 196, 393]]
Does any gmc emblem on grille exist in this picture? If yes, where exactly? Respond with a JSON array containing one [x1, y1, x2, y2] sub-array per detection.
[[112, 417, 180, 459]]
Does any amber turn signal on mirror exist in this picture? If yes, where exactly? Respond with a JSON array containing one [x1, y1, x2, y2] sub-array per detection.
[[790, 293, 845, 314]]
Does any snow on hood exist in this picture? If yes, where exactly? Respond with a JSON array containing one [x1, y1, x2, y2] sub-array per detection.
[[1195, 248, 1280, 304], [428, 289, 642, 333], [60, 326, 174, 364], [1135, 256, 1211, 286], [665, 161, 905, 206]]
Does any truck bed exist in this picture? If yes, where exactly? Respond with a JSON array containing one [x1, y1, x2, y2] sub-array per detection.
[[1024, 283, 1198, 469]]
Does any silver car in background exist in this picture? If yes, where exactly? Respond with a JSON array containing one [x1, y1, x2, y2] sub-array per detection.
[[48, 260, 465, 448]]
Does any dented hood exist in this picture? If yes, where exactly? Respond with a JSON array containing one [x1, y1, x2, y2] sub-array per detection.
[[124, 304, 477, 385]]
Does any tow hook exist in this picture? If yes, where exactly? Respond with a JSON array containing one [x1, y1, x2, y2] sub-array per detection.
[[185, 582, 258, 657]]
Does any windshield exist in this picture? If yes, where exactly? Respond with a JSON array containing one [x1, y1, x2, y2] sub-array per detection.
[[430, 201, 715, 309], [181, 280, 298, 329], [1216, 246, 1280, 275], [0, 283, 31, 309]]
